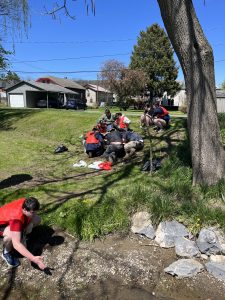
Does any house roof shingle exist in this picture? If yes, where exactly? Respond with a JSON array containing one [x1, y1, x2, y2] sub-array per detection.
[[7, 80, 78, 94], [41, 76, 86, 90], [85, 84, 112, 93]]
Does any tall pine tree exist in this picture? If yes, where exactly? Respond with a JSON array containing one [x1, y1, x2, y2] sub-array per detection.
[[130, 23, 180, 100]]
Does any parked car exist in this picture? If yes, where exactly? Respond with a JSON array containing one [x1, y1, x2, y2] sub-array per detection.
[[65, 99, 87, 110], [36, 99, 62, 108]]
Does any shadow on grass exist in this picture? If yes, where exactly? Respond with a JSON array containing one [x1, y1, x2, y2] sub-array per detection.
[[0, 174, 33, 189], [41, 163, 135, 213], [0, 108, 40, 130], [26, 225, 65, 256], [142, 118, 191, 167]]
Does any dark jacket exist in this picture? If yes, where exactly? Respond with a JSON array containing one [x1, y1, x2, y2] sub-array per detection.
[[124, 131, 143, 142], [105, 130, 123, 144]]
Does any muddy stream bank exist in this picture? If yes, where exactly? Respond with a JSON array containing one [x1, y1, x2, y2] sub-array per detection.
[[1, 227, 225, 300]]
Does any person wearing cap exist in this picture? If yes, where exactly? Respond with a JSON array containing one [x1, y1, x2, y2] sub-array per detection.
[[98, 108, 116, 132], [0, 197, 46, 269]]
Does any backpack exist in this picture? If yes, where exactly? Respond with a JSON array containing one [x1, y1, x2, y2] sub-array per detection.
[[141, 159, 161, 172], [54, 144, 68, 154]]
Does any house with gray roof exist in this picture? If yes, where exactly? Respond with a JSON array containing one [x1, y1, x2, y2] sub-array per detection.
[[36, 76, 86, 101], [6, 80, 78, 108]]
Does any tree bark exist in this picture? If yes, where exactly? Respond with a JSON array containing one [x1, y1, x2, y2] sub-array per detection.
[[157, 0, 225, 185]]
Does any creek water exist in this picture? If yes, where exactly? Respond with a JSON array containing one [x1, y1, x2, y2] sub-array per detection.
[[78, 279, 173, 300]]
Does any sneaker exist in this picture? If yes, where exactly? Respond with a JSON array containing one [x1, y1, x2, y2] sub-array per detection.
[[108, 156, 115, 164], [108, 154, 117, 165], [88, 151, 93, 158], [156, 129, 164, 133], [2, 252, 20, 268]]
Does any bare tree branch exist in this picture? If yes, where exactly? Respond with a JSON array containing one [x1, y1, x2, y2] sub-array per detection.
[[44, 0, 95, 20]]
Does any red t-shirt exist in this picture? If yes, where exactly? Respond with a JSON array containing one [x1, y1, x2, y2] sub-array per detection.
[[0, 217, 30, 236]]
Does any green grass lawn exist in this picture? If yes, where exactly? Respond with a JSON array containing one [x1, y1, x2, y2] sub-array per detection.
[[0, 108, 225, 240]]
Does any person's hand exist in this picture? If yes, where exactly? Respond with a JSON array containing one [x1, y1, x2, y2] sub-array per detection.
[[33, 256, 46, 270]]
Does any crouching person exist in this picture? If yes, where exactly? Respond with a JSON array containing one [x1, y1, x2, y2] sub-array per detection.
[[114, 112, 131, 131], [0, 197, 46, 269], [124, 130, 144, 161], [103, 129, 124, 164], [152, 102, 171, 132], [84, 127, 105, 158]]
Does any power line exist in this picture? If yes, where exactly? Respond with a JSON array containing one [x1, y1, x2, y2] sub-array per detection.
[[9, 43, 225, 64], [2, 38, 135, 44], [10, 66, 180, 74], [10, 53, 131, 63], [10, 58, 225, 75], [10, 70, 101, 74]]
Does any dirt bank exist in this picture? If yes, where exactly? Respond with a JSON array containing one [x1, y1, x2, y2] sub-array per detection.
[[1, 227, 225, 300]]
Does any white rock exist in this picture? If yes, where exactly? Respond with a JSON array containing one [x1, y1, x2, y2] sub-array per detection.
[[201, 254, 208, 260], [131, 211, 155, 239], [210, 255, 225, 263]]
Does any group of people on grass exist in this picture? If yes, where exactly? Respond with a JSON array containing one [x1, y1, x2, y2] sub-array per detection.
[[0, 102, 170, 271], [140, 101, 171, 132], [83, 108, 144, 164]]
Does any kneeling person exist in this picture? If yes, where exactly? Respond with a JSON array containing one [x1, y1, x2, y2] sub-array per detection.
[[84, 127, 104, 158], [103, 129, 124, 164], [124, 130, 144, 160], [0, 197, 46, 269]]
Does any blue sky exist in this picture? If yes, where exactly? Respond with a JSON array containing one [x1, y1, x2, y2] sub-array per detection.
[[2, 0, 225, 85]]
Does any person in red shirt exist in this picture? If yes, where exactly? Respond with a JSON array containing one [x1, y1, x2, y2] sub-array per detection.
[[0, 197, 46, 269], [114, 112, 131, 130], [152, 102, 171, 132]]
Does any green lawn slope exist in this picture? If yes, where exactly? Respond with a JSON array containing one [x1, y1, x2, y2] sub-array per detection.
[[0, 108, 225, 240]]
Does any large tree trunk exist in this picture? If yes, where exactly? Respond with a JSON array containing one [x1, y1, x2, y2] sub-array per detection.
[[157, 0, 225, 185]]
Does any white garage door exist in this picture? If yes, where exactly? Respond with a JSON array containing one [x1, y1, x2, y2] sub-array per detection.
[[9, 94, 25, 107]]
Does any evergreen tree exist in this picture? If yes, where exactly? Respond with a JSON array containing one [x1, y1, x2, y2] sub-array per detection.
[[130, 23, 180, 100]]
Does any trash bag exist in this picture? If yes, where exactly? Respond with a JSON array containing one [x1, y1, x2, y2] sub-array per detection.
[[141, 159, 161, 172], [54, 144, 68, 154]]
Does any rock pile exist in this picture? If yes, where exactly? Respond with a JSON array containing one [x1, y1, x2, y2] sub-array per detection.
[[131, 211, 225, 280]]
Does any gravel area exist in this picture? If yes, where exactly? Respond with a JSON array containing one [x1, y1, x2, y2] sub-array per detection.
[[1, 228, 225, 300]]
